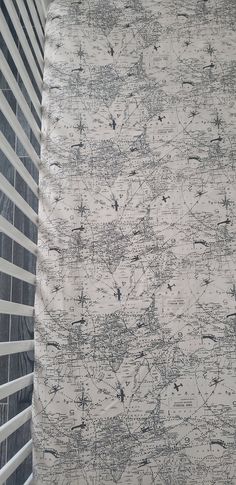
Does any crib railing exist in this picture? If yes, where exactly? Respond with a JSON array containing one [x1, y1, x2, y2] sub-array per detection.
[[0, 1, 49, 483]]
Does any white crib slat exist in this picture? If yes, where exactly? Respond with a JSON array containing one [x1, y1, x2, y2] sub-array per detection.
[[26, 0, 44, 48], [0, 258, 36, 285], [0, 216, 37, 255], [0, 406, 32, 443], [42, 0, 50, 12], [24, 473, 34, 485], [0, 0, 48, 482], [0, 300, 34, 317], [0, 341, 34, 357], [0, 133, 39, 197], [5, 2, 43, 90], [41, 0, 48, 16], [0, 174, 38, 225], [0, 10, 41, 119], [0, 439, 32, 483], [34, 0, 46, 29], [0, 91, 40, 169], [16, 0, 44, 70], [1, 53, 41, 143], [0, 374, 34, 401]]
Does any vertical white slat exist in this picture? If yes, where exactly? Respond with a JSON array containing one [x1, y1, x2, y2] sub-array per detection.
[[0, 174, 38, 225], [42, 0, 51, 13], [0, 216, 38, 255], [26, 0, 44, 48], [0, 440, 32, 484], [0, 341, 34, 357], [0, 373, 34, 401], [0, 1, 45, 482], [4, 1, 43, 90], [41, 0, 48, 17], [16, 0, 44, 70], [0, 133, 39, 197], [0, 91, 40, 169], [0, 300, 34, 317], [1, 52, 41, 143], [0, 406, 32, 442], [34, 0, 46, 29], [0, 10, 41, 119], [0, 258, 36, 285], [24, 473, 34, 485]]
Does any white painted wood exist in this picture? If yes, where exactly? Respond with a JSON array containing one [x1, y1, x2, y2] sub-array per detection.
[[0, 133, 39, 197], [16, 0, 44, 70], [26, 0, 44, 48], [35, 0, 46, 29], [0, 216, 37, 255], [0, 406, 32, 443], [0, 174, 38, 225], [0, 1, 48, 481], [0, 91, 40, 169], [0, 374, 34, 401], [0, 10, 41, 118], [1, 52, 41, 143], [0, 439, 32, 484], [0, 340, 34, 357], [5, 2, 43, 90], [0, 258, 36, 285], [42, 0, 51, 9], [24, 473, 34, 485], [0, 300, 34, 317], [41, 0, 48, 16]]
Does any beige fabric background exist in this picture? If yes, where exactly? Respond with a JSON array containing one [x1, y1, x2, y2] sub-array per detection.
[[34, 0, 236, 483]]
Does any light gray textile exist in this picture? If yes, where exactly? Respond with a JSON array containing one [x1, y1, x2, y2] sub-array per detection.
[[34, 1, 236, 483]]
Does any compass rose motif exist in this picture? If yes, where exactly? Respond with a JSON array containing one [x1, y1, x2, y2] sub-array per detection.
[[220, 195, 231, 209], [74, 119, 86, 134], [76, 290, 89, 308], [75, 390, 91, 411], [75, 202, 89, 216], [77, 46, 85, 60]]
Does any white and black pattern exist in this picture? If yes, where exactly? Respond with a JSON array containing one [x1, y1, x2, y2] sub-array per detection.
[[34, 0, 236, 483]]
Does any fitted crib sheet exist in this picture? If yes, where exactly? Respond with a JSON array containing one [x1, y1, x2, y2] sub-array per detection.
[[33, 0, 236, 484]]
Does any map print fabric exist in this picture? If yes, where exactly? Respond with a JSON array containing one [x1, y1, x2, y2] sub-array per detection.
[[33, 0, 236, 483]]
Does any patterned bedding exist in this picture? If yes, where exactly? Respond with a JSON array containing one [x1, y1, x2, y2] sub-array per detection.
[[34, 1, 236, 483]]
